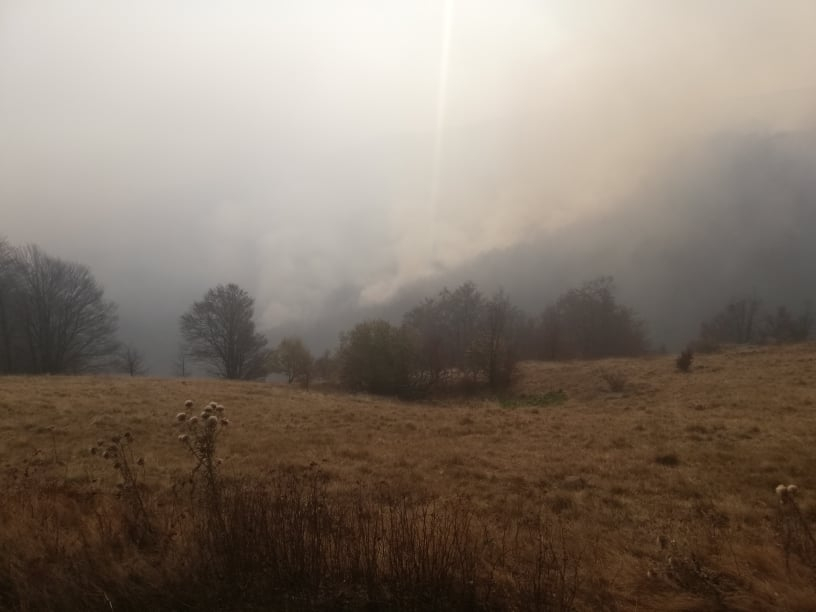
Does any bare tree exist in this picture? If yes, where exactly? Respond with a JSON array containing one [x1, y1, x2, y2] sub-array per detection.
[[403, 296, 448, 384], [173, 343, 191, 378], [312, 349, 335, 381], [118, 343, 148, 376], [468, 289, 523, 388], [180, 283, 269, 380], [13, 245, 119, 374], [403, 282, 485, 383], [0, 237, 18, 373], [269, 337, 313, 386], [700, 296, 761, 344], [537, 277, 648, 360], [337, 319, 418, 396], [759, 304, 812, 343]]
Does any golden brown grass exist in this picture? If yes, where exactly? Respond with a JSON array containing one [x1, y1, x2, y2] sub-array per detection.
[[2, 343, 816, 610]]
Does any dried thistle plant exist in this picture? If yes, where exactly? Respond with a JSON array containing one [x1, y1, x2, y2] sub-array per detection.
[[175, 401, 230, 513], [775, 483, 816, 570], [90, 431, 152, 545]]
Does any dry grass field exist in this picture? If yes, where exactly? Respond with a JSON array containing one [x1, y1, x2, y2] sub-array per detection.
[[2, 343, 816, 610]]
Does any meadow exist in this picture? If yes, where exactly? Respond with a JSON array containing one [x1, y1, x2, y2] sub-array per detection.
[[2, 343, 816, 610]]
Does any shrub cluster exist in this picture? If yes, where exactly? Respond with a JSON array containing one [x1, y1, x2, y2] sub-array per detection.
[[536, 277, 649, 360], [333, 277, 651, 397], [676, 348, 694, 372]]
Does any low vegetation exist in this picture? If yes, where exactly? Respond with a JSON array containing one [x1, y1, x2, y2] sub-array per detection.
[[676, 348, 694, 372], [498, 389, 568, 409], [2, 343, 816, 610]]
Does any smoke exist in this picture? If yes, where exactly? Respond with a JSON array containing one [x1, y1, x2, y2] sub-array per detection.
[[1, 1, 814, 371]]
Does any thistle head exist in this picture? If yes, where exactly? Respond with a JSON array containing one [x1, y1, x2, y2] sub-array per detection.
[[184, 400, 193, 408], [176, 412, 187, 422]]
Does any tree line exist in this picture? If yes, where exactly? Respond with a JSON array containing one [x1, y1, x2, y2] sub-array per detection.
[[172, 276, 651, 394], [693, 296, 812, 350], [2, 236, 812, 391], [327, 277, 650, 396]]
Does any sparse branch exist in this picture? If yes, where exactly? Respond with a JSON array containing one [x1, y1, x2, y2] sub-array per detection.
[[174, 342, 191, 378], [118, 343, 148, 376]]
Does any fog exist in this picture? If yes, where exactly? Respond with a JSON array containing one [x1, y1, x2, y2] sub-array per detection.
[[2, 2, 815, 373]]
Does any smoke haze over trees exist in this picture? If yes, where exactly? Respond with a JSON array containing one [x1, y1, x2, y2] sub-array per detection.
[[0, 232, 811, 395], [1, 3, 815, 373]]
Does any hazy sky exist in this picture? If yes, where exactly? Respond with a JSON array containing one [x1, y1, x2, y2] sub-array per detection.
[[2, 1, 815, 368]]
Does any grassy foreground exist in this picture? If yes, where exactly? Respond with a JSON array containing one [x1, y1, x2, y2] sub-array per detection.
[[2, 344, 816, 610]]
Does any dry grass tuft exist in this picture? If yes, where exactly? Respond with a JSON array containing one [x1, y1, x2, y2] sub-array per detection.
[[655, 453, 681, 467], [600, 370, 628, 393]]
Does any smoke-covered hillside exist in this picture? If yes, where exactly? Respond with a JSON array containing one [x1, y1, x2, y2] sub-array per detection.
[[277, 130, 816, 354]]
